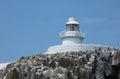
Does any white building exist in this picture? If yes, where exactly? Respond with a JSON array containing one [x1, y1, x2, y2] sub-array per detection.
[[45, 18, 112, 54], [60, 18, 84, 45]]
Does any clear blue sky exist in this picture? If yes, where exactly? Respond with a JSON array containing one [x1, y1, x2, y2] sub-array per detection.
[[0, 0, 120, 63]]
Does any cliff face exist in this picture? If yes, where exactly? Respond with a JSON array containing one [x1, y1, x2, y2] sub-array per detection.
[[0, 49, 120, 79]]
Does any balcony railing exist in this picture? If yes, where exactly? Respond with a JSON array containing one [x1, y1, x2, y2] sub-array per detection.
[[60, 31, 85, 38]]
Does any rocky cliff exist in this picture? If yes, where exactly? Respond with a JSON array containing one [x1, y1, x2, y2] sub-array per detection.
[[0, 49, 120, 79]]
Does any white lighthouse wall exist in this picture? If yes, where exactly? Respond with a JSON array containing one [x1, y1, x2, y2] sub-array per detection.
[[62, 37, 82, 45], [45, 44, 113, 54]]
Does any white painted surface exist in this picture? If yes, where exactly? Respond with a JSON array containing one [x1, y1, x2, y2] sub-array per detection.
[[60, 31, 85, 39], [45, 44, 113, 54], [62, 37, 82, 45], [60, 31, 84, 45], [66, 18, 79, 24], [60, 18, 85, 45]]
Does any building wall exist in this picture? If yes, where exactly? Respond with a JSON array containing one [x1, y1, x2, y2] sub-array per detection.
[[62, 37, 82, 45], [45, 44, 112, 54]]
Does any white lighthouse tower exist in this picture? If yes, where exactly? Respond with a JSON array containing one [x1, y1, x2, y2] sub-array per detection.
[[60, 17, 85, 45], [45, 17, 112, 54]]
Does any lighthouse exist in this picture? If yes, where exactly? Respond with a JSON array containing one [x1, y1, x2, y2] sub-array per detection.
[[45, 17, 112, 54], [60, 18, 85, 45]]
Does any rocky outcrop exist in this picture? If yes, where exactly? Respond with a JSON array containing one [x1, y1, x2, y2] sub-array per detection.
[[0, 49, 120, 79]]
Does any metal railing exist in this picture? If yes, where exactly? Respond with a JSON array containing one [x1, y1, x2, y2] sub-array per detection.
[[60, 31, 85, 38]]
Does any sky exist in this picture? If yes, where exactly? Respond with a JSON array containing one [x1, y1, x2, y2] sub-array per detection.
[[0, 0, 120, 63]]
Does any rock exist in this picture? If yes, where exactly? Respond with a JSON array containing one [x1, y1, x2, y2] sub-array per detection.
[[5, 68, 18, 79], [0, 49, 120, 79], [58, 57, 72, 68]]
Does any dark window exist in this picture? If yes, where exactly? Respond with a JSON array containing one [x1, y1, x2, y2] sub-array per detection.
[[70, 24, 75, 31], [66, 24, 79, 31]]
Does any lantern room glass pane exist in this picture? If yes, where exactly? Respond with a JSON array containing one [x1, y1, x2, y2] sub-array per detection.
[[66, 24, 79, 31]]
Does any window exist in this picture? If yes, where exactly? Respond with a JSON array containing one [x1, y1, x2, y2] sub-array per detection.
[[70, 24, 75, 31], [66, 26, 70, 31], [66, 24, 79, 31]]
